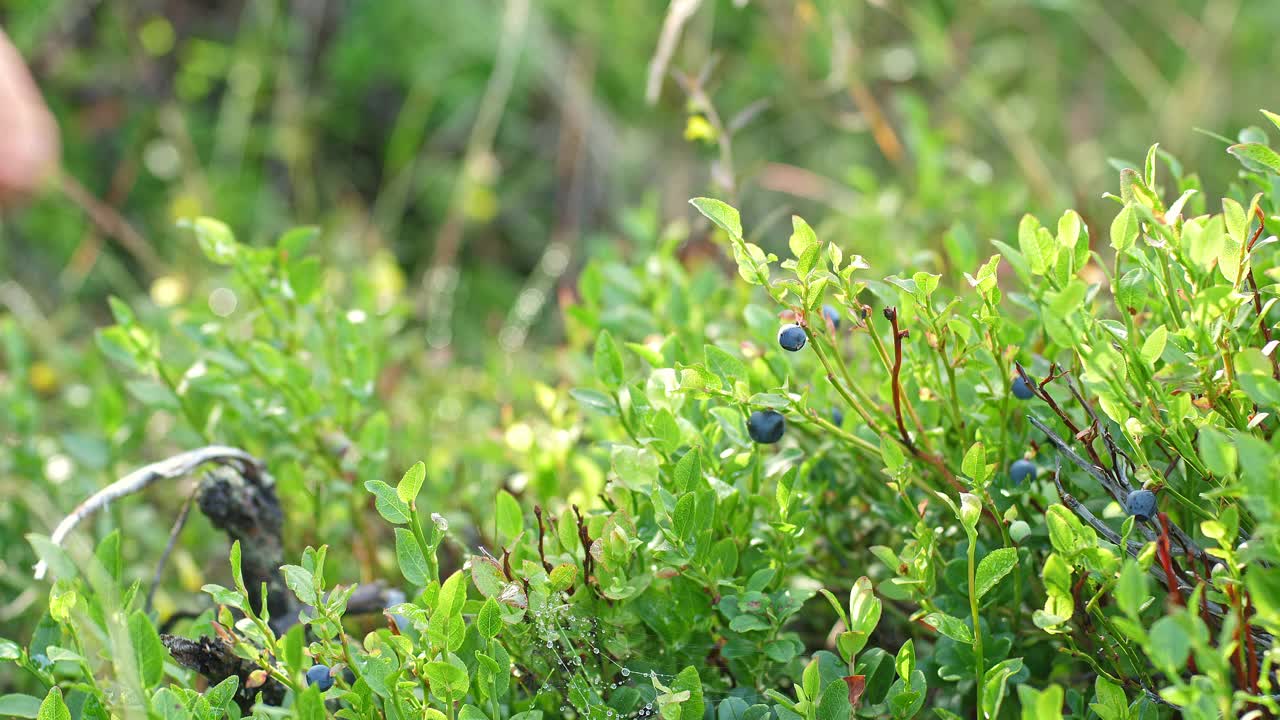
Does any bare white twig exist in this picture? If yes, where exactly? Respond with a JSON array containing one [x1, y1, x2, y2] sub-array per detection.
[[33, 446, 263, 580], [645, 0, 701, 106]]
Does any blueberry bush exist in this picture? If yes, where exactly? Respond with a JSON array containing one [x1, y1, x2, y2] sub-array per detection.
[[6, 108, 1280, 720]]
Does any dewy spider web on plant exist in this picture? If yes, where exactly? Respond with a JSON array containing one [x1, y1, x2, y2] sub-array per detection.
[[525, 592, 660, 719], [521, 589, 760, 719]]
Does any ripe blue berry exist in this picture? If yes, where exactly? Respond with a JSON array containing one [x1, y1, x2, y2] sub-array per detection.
[[306, 663, 334, 691], [1010, 459, 1036, 485], [832, 408, 844, 427], [822, 304, 841, 329], [1125, 489, 1158, 521], [777, 324, 807, 352], [1011, 375, 1035, 400], [747, 410, 785, 444]]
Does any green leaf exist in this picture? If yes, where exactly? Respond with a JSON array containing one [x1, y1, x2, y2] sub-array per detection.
[[912, 272, 940, 300], [705, 344, 747, 385], [894, 639, 916, 684], [436, 569, 468, 620], [689, 198, 743, 239], [1057, 210, 1082, 249], [28, 535, 76, 581], [612, 445, 659, 491], [670, 666, 706, 720], [594, 330, 624, 388], [477, 597, 503, 639], [1228, 142, 1280, 174], [674, 449, 702, 493], [426, 661, 471, 702], [797, 243, 822, 278], [975, 547, 1018, 600], [1109, 205, 1139, 252], [962, 442, 988, 485], [672, 493, 696, 542], [1113, 268, 1149, 311], [923, 612, 972, 643], [1262, 109, 1280, 134], [717, 698, 751, 720], [397, 461, 426, 505], [959, 493, 982, 536], [1045, 504, 1095, 557], [880, 435, 906, 474], [842, 576, 881, 658], [128, 610, 165, 686], [569, 388, 618, 414], [1147, 616, 1190, 673], [789, 215, 818, 257], [365, 480, 410, 524], [294, 687, 326, 720], [1139, 325, 1167, 365], [1016, 684, 1064, 720], [36, 687, 70, 720], [730, 241, 774, 286], [183, 216, 239, 265], [815, 679, 852, 720], [202, 583, 246, 610], [1114, 560, 1148, 619], [277, 224, 319, 254], [980, 658, 1024, 719], [106, 295, 135, 326], [282, 564, 318, 606], [1198, 427, 1237, 477], [471, 556, 505, 598], [1088, 676, 1130, 720], [1017, 214, 1056, 275], [495, 490, 522, 544], [0, 639, 19, 661], [395, 528, 430, 586], [0, 695, 42, 719], [549, 564, 577, 592]]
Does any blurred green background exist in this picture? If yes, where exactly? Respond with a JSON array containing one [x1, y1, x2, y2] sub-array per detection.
[[1, 0, 1277, 648], [4, 0, 1276, 347]]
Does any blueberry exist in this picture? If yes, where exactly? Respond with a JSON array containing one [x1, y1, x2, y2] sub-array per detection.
[[747, 410, 785, 444], [777, 324, 807, 352], [1011, 375, 1035, 400], [306, 663, 334, 691], [822, 305, 841, 329], [1010, 459, 1036, 485], [832, 408, 844, 427], [1125, 489, 1158, 521]]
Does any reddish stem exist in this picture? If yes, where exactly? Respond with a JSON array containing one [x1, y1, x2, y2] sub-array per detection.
[[1156, 513, 1184, 608], [533, 505, 553, 573]]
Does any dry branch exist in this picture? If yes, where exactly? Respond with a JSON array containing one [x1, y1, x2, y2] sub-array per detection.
[[34, 446, 262, 580]]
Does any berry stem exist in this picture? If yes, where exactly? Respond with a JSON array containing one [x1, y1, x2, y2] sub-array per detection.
[[966, 531, 985, 715]]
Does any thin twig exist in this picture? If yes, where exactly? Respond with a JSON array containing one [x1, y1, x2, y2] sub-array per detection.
[[645, 0, 702, 105], [1041, 422, 1272, 651], [882, 307, 964, 493], [884, 307, 914, 452], [146, 485, 198, 613], [58, 171, 167, 279], [534, 505, 553, 573], [1243, 205, 1279, 380]]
